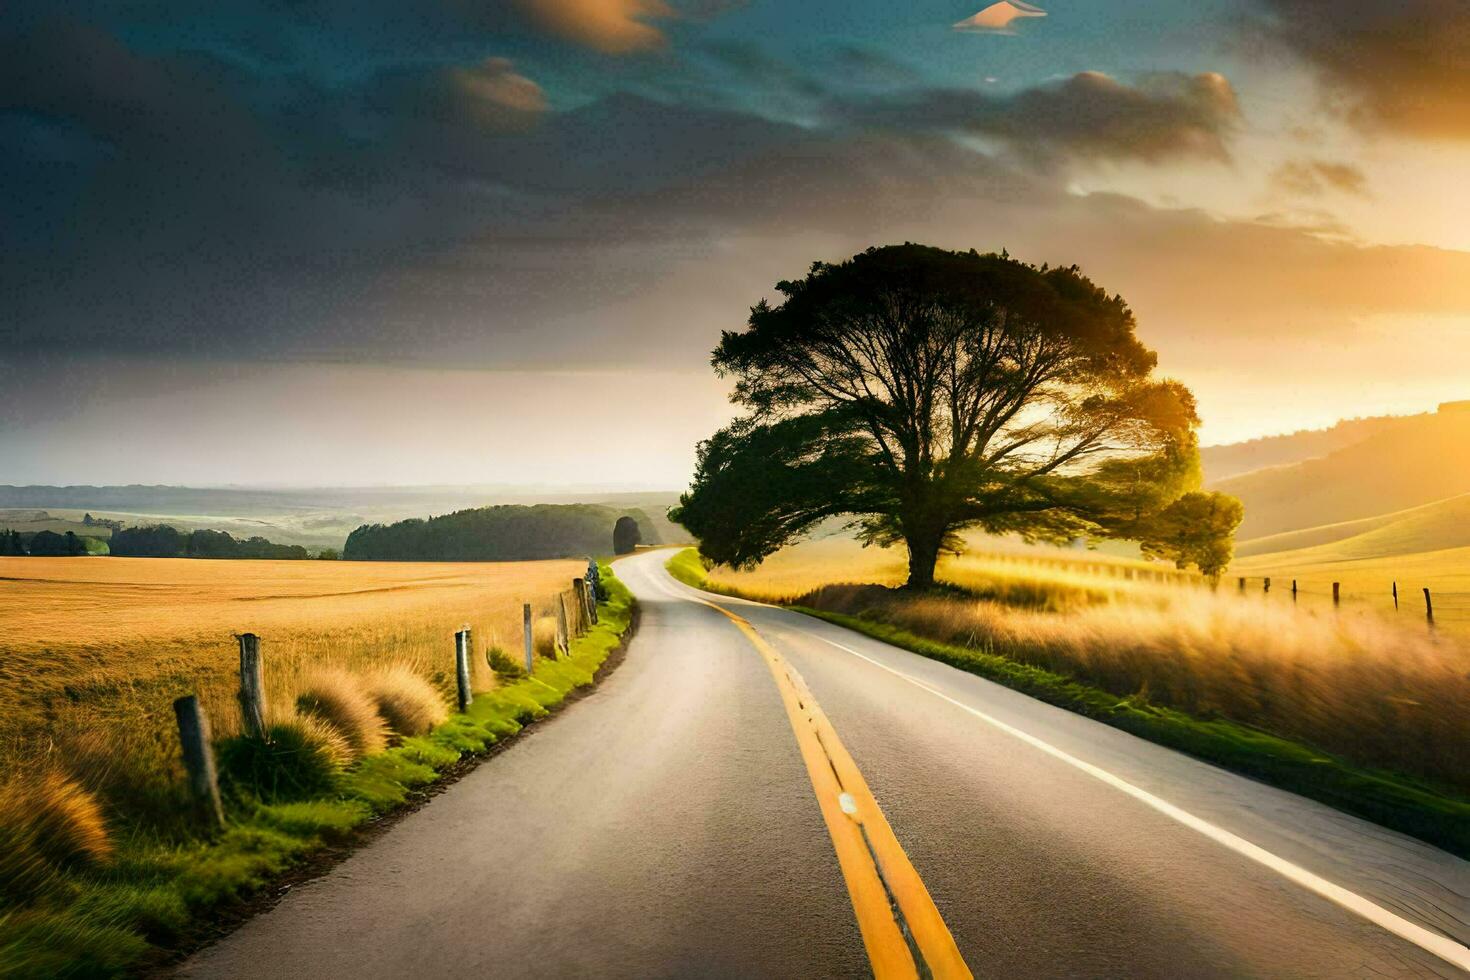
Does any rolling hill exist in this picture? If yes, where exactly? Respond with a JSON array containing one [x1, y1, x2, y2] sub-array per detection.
[[1200, 413, 1422, 483], [1214, 402, 1470, 542], [1234, 493, 1470, 562]]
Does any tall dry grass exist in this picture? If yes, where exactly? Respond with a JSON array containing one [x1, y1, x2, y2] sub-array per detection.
[[704, 536, 1470, 795]]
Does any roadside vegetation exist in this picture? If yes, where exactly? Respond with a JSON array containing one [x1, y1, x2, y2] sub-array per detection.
[[0, 559, 634, 977], [668, 543, 1470, 857]]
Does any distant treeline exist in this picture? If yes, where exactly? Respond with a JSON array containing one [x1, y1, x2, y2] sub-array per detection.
[[0, 529, 101, 556], [343, 504, 659, 561], [107, 526, 311, 560]]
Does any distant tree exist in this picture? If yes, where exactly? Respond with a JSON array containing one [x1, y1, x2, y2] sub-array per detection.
[[612, 516, 642, 555], [1135, 491, 1245, 579], [27, 530, 71, 556], [673, 245, 1239, 587], [0, 529, 27, 555], [316, 548, 341, 560], [187, 529, 240, 559], [110, 525, 188, 558], [344, 504, 641, 561]]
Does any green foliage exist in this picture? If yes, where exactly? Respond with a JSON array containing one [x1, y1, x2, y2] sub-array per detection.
[[343, 503, 659, 561], [485, 646, 525, 681], [673, 244, 1225, 588], [612, 515, 642, 555], [110, 525, 309, 559], [1135, 491, 1245, 577], [216, 724, 346, 803]]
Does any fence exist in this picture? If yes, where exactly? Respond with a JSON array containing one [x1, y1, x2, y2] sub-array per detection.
[[172, 558, 607, 826], [1230, 573, 1469, 635]]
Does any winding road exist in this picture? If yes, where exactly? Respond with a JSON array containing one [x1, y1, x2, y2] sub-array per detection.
[[181, 549, 1470, 978]]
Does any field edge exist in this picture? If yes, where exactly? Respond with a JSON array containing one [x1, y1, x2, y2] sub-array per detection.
[[666, 548, 1470, 860]]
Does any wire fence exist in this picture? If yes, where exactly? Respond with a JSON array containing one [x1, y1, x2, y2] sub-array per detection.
[[1229, 574, 1468, 635]]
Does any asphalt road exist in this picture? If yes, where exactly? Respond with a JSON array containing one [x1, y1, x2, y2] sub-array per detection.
[[181, 550, 1470, 979]]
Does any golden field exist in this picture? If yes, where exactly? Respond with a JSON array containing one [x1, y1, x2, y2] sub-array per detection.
[[0, 556, 583, 804], [701, 536, 1470, 793]]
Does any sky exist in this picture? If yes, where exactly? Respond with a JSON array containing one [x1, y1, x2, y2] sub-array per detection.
[[3, 0, 1469, 487]]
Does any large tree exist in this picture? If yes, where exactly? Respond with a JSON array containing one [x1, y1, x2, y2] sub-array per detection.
[[673, 245, 1241, 587]]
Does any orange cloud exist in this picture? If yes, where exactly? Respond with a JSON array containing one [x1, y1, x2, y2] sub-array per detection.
[[953, 1, 1047, 35], [513, 0, 674, 54]]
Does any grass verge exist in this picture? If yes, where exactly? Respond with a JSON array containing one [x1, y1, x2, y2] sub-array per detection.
[[0, 563, 635, 978], [668, 549, 1470, 858]]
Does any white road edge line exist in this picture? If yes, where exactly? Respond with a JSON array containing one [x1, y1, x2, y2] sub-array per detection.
[[643, 559, 1470, 971], [803, 630, 1470, 973]]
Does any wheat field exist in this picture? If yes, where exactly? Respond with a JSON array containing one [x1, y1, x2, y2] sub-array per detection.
[[0, 556, 583, 822]]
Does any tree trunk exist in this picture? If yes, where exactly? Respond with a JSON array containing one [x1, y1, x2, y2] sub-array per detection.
[[905, 529, 942, 590]]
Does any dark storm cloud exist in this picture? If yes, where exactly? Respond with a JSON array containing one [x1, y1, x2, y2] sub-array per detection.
[[6, 8, 1470, 380], [829, 71, 1241, 165], [1251, 0, 1470, 139]]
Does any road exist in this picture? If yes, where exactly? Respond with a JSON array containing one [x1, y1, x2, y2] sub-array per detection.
[[182, 549, 1470, 978]]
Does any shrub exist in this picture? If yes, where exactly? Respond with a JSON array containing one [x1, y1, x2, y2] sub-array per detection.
[[364, 667, 448, 739], [216, 715, 350, 802], [294, 672, 389, 759], [485, 646, 525, 681]]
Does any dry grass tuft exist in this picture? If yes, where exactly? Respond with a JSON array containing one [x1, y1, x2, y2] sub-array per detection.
[[364, 666, 448, 739], [294, 672, 389, 760], [0, 772, 112, 878], [533, 615, 559, 658]]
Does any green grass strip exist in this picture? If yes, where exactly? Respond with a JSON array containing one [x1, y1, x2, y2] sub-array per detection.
[[669, 549, 1470, 859]]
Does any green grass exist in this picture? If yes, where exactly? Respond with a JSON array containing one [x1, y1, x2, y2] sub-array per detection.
[[669, 549, 1470, 858], [0, 564, 635, 978]]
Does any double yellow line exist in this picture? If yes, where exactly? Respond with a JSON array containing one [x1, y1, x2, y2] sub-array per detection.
[[703, 600, 972, 979]]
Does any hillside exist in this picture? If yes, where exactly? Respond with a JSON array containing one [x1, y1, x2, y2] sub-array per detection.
[[343, 503, 661, 561], [1200, 413, 1422, 483], [1235, 493, 1470, 561], [1216, 403, 1470, 541]]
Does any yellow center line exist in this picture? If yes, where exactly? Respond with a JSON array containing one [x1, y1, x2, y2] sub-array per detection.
[[655, 571, 971, 979]]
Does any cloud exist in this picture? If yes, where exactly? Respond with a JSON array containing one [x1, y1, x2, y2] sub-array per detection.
[[830, 71, 1240, 165], [509, 0, 674, 54], [1270, 159, 1369, 197], [4, 15, 1470, 412], [953, 1, 1047, 35], [1251, 0, 1470, 139]]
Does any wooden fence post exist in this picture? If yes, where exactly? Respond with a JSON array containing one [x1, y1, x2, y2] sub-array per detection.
[[1291, 580, 1297, 603], [173, 695, 224, 830], [1237, 577, 1246, 593], [1263, 577, 1271, 594], [1332, 582, 1341, 608], [585, 575, 599, 626], [522, 602, 535, 674], [1424, 588, 1435, 628], [555, 595, 570, 656], [572, 578, 587, 634], [1392, 581, 1399, 611], [455, 628, 473, 711], [237, 633, 267, 739]]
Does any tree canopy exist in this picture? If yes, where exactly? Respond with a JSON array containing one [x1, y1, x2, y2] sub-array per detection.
[[673, 244, 1243, 586]]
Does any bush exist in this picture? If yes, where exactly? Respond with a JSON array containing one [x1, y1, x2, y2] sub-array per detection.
[[485, 646, 525, 680], [216, 716, 350, 802], [364, 667, 448, 739], [294, 672, 389, 759]]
